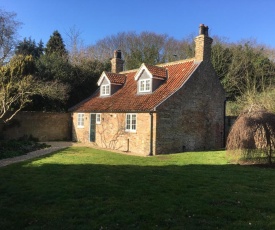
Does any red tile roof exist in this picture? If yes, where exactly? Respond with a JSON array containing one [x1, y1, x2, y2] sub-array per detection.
[[71, 59, 200, 112], [144, 64, 167, 79], [105, 72, 126, 85]]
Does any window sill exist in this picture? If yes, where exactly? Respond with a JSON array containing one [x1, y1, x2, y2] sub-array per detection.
[[125, 130, 137, 133]]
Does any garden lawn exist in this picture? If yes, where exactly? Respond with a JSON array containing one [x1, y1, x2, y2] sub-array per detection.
[[0, 147, 274, 230]]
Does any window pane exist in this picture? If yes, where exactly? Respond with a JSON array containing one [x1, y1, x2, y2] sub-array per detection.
[[96, 114, 101, 124], [145, 80, 150, 91], [78, 113, 84, 127], [140, 81, 144, 91], [132, 114, 136, 130], [126, 114, 131, 130]]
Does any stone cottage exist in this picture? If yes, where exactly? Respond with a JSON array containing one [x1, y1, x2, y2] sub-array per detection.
[[69, 24, 226, 155]]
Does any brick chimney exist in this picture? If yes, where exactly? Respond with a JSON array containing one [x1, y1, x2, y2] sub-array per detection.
[[111, 50, 124, 73], [194, 24, 213, 62]]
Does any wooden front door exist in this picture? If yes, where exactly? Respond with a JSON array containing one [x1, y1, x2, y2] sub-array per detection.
[[90, 114, 96, 142]]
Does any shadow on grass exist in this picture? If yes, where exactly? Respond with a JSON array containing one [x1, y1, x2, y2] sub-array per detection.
[[0, 162, 274, 230]]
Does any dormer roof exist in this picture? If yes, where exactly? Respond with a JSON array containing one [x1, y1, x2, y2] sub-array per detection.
[[134, 63, 167, 81], [97, 71, 126, 86]]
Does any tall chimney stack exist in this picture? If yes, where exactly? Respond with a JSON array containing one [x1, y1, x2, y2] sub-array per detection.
[[195, 24, 213, 62], [111, 50, 124, 73]]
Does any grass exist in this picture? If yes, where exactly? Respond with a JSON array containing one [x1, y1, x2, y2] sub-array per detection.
[[0, 147, 274, 229]]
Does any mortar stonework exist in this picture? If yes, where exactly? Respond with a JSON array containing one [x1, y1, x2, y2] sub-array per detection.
[[155, 62, 225, 153], [72, 112, 155, 155], [1, 112, 71, 141]]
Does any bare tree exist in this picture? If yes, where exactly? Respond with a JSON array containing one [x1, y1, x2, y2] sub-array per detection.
[[0, 9, 22, 65], [65, 26, 87, 65]]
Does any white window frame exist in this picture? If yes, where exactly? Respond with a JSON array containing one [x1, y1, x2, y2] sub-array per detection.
[[101, 84, 110, 96], [125, 113, 137, 132], [77, 113, 85, 128], [96, 113, 101, 124], [139, 79, 151, 93]]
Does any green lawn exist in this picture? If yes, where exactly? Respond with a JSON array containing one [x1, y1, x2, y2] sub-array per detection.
[[0, 147, 274, 230]]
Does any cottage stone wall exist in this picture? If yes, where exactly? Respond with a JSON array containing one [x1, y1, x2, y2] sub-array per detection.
[[72, 112, 154, 155], [1, 111, 71, 141], [155, 62, 226, 153]]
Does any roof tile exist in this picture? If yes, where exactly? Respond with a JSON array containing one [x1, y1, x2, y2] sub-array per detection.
[[144, 64, 167, 79], [105, 72, 126, 84], [72, 59, 200, 112]]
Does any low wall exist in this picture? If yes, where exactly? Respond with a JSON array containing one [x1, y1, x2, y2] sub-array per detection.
[[0, 111, 72, 141]]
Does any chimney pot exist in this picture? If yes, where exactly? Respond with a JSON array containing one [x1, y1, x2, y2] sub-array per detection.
[[199, 24, 205, 35], [111, 50, 124, 73], [199, 24, 209, 36], [114, 50, 122, 59]]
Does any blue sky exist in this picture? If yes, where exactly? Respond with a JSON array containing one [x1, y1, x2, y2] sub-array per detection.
[[2, 0, 275, 48]]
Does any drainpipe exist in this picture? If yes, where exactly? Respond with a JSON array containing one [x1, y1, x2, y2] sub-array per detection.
[[223, 99, 227, 148], [149, 111, 154, 156]]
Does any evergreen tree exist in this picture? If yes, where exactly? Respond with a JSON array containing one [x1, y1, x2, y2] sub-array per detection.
[[45, 30, 67, 57], [15, 37, 44, 58]]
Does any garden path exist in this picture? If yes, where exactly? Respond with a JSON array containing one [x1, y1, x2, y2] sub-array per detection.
[[0, 142, 75, 168], [0, 141, 144, 168]]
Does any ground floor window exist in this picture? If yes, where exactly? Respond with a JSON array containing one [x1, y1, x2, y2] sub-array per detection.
[[77, 113, 85, 128], [126, 113, 137, 132], [96, 113, 101, 124]]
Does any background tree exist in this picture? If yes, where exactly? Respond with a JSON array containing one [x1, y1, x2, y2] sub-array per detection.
[[211, 40, 275, 115], [33, 48, 109, 110], [65, 26, 86, 65], [45, 30, 68, 57], [0, 55, 69, 122], [68, 59, 110, 107], [87, 31, 194, 70], [0, 9, 22, 65], [15, 37, 44, 58]]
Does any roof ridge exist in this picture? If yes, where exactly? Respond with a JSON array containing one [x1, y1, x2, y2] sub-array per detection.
[[144, 63, 165, 69], [119, 68, 139, 74], [157, 58, 196, 67], [105, 71, 126, 76], [119, 58, 196, 74]]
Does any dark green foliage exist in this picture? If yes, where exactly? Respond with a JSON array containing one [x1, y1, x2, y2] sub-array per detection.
[[211, 40, 275, 100], [68, 59, 110, 107], [45, 30, 68, 57], [27, 54, 110, 111], [0, 54, 69, 121], [15, 37, 44, 58], [0, 139, 48, 159], [211, 38, 233, 98]]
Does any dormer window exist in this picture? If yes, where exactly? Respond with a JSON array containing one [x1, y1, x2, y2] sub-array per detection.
[[139, 79, 151, 92], [97, 72, 126, 97], [101, 84, 110, 96], [134, 63, 167, 94]]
